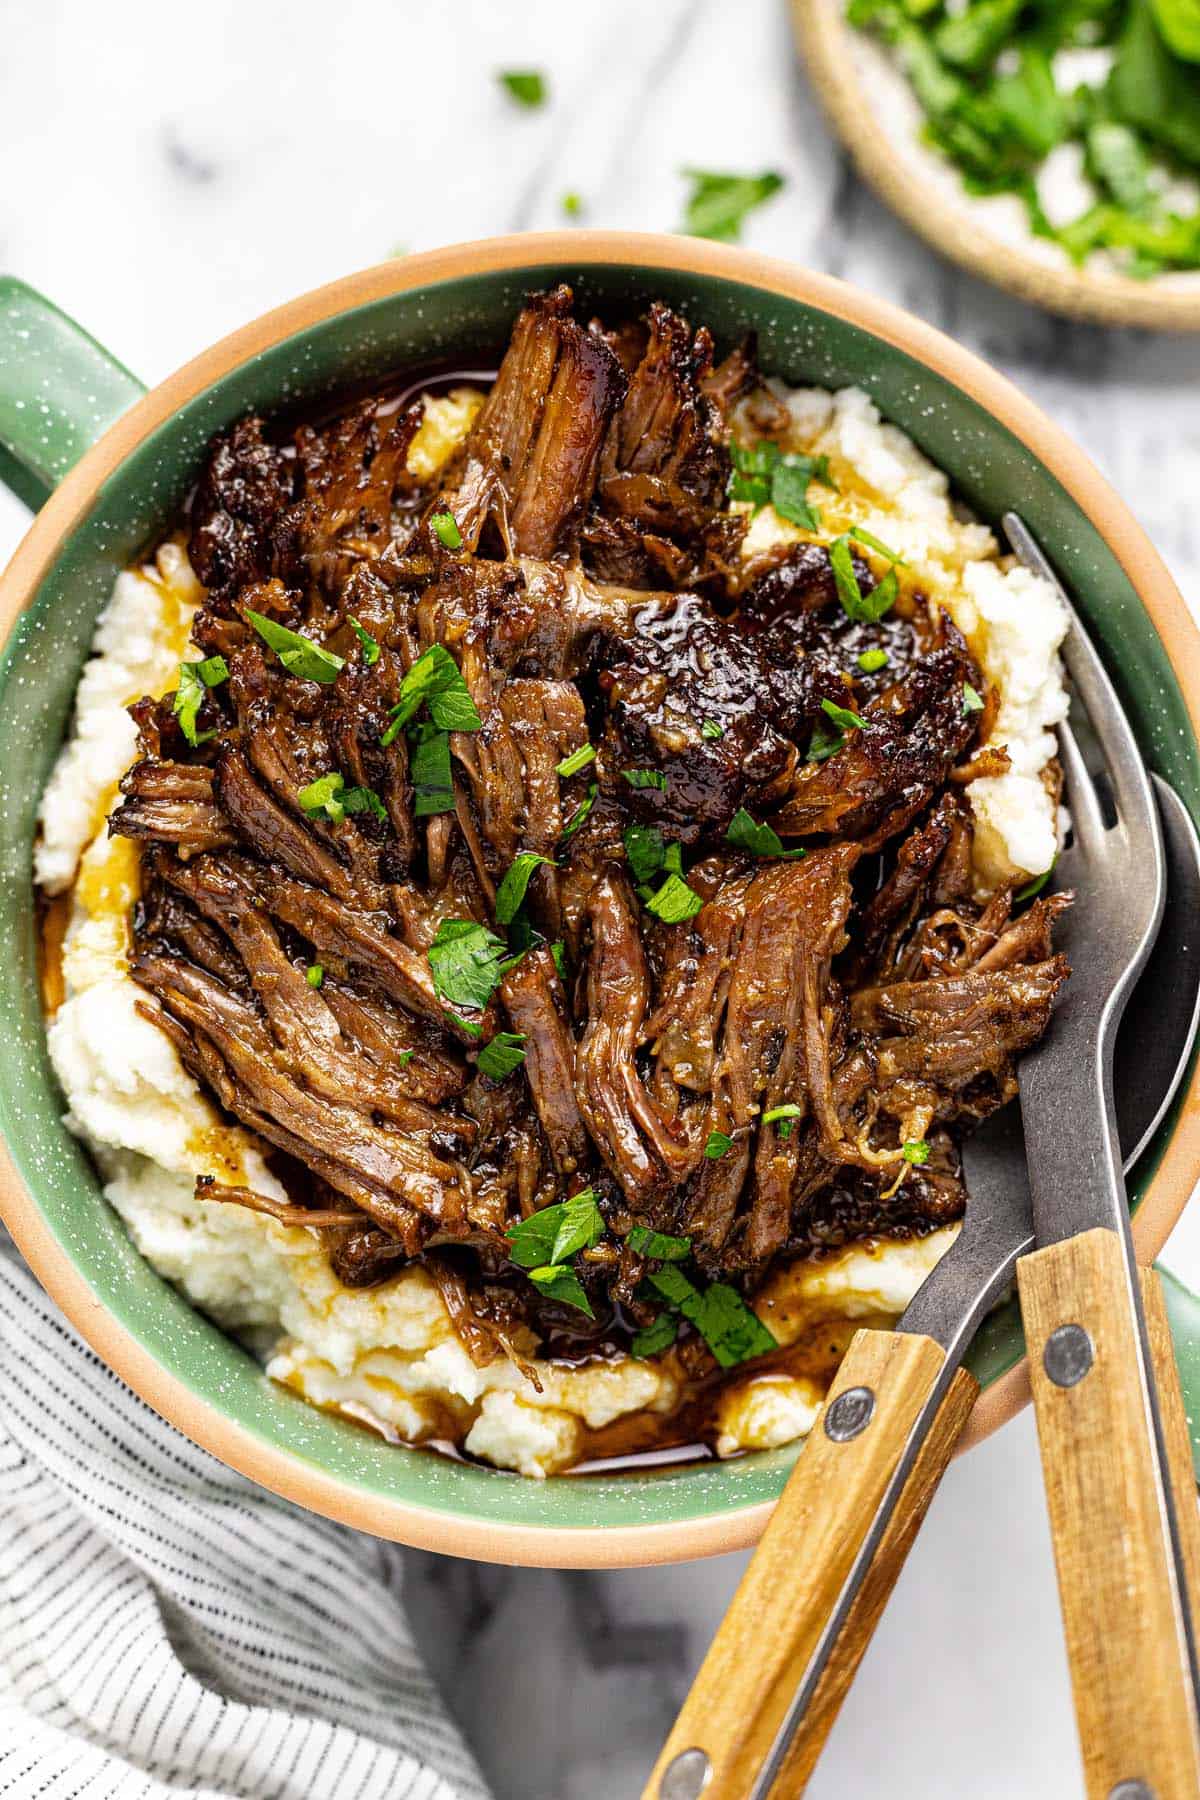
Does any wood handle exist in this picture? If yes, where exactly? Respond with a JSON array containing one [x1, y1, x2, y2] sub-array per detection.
[[1018, 1229, 1200, 1800], [642, 1329, 978, 1800]]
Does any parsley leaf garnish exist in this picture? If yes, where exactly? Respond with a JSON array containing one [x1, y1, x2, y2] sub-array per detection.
[[427, 919, 513, 1018], [821, 697, 868, 733], [297, 772, 348, 821], [623, 823, 667, 885], [857, 647, 889, 674], [807, 715, 847, 763], [173, 654, 229, 747], [477, 1031, 528, 1080], [305, 964, 324, 988], [528, 1263, 593, 1314], [505, 1190, 605, 1317], [499, 68, 547, 107], [829, 536, 898, 625], [559, 782, 598, 845], [724, 807, 805, 860], [383, 643, 482, 743], [627, 1225, 691, 1262], [245, 610, 345, 685], [700, 720, 724, 740], [903, 1138, 931, 1165], [495, 852, 553, 926], [763, 1102, 804, 1141], [644, 871, 705, 924], [556, 742, 596, 778], [350, 618, 381, 665], [632, 1314, 679, 1358], [704, 1130, 733, 1160], [648, 1266, 777, 1369], [680, 167, 785, 242], [430, 508, 464, 549], [963, 682, 985, 714], [1015, 855, 1058, 904], [848, 526, 907, 566], [622, 768, 667, 790], [729, 440, 834, 529], [408, 721, 456, 817]]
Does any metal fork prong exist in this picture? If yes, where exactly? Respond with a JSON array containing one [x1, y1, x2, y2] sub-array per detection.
[[1003, 512, 1158, 839], [1056, 714, 1108, 858]]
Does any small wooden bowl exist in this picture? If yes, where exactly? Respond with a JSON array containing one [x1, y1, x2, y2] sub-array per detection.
[[791, 0, 1200, 331]]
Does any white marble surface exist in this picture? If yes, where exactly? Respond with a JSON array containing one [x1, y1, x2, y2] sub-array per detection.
[[3, 2, 1200, 1795]]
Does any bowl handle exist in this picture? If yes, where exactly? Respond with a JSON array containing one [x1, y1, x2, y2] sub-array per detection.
[[0, 277, 146, 510]]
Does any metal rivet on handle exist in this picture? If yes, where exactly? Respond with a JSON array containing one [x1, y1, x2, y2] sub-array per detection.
[[1108, 1781, 1155, 1800], [1043, 1323, 1095, 1388], [659, 1748, 712, 1799], [825, 1386, 876, 1442]]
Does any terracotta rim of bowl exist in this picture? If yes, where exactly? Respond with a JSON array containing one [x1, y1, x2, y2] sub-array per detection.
[[2, 232, 1198, 1568], [791, 0, 1200, 333]]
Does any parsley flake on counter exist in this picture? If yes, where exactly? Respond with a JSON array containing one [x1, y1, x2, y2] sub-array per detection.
[[245, 610, 345, 685], [556, 741, 596, 778], [305, 964, 324, 989], [632, 1314, 680, 1359], [725, 806, 805, 860], [173, 654, 229, 747], [680, 167, 785, 242], [627, 1225, 692, 1262], [903, 1138, 931, 1166], [477, 1031, 528, 1080], [857, 647, 889, 674], [349, 618, 381, 665], [499, 68, 547, 107], [495, 852, 554, 926], [427, 919, 513, 1018], [704, 1130, 734, 1160]]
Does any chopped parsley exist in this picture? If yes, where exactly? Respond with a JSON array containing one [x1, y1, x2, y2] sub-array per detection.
[[857, 647, 889, 674], [848, 526, 907, 566], [556, 742, 596, 779], [245, 610, 345, 685], [622, 768, 667, 790], [725, 806, 805, 860], [561, 190, 584, 217], [647, 1265, 777, 1369], [680, 167, 785, 242], [427, 919, 514, 1019], [729, 439, 835, 531], [627, 1225, 692, 1263], [821, 697, 868, 733], [559, 783, 599, 845], [430, 508, 464, 549], [704, 1130, 734, 1160], [807, 715, 847, 763], [408, 721, 456, 817], [350, 618, 381, 664], [963, 682, 985, 714], [1015, 855, 1058, 903], [297, 772, 348, 821], [477, 1031, 528, 1080], [383, 643, 482, 743], [499, 68, 547, 107], [644, 871, 705, 924], [829, 535, 899, 625], [505, 1189, 605, 1317], [631, 1314, 680, 1359], [342, 783, 388, 822], [700, 720, 724, 740], [763, 1102, 804, 1141], [623, 823, 667, 885], [495, 851, 554, 926], [305, 964, 324, 989], [172, 654, 229, 747], [903, 1138, 931, 1166]]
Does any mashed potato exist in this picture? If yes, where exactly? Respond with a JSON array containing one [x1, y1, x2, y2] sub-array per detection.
[[37, 380, 1065, 1476]]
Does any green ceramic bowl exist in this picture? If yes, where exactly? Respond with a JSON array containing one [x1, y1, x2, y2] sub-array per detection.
[[2, 234, 1199, 1567]]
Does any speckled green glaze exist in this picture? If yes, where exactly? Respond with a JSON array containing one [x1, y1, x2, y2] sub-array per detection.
[[1, 259, 1199, 1534]]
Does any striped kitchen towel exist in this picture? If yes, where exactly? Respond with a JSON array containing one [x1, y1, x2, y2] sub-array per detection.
[[0, 1235, 489, 1800]]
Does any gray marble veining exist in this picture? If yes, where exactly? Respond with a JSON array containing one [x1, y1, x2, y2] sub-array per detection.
[[3, 3, 1199, 1794]]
